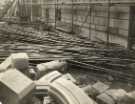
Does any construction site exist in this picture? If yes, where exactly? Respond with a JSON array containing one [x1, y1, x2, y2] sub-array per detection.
[[1, 0, 135, 104]]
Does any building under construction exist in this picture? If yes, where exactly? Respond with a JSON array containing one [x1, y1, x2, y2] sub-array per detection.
[[0, 0, 135, 104]]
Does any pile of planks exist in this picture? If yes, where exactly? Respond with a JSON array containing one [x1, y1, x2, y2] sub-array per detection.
[[0, 23, 135, 84]]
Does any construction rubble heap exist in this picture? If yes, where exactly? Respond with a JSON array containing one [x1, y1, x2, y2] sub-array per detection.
[[0, 53, 134, 104], [0, 23, 135, 104], [1, 0, 135, 103]]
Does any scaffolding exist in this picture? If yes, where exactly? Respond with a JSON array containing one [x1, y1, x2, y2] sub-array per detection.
[[8, 0, 135, 48]]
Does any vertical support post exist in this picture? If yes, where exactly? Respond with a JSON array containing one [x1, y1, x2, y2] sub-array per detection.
[[47, 0, 49, 33], [31, 0, 33, 22], [106, 0, 110, 47], [71, 0, 74, 33], [54, 0, 57, 29], [17, 0, 20, 18], [40, 0, 42, 18], [128, 6, 133, 50], [93, 5, 95, 40], [89, 3, 92, 40], [41, 0, 43, 18]]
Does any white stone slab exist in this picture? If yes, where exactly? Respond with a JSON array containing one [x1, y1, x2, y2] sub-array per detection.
[[36, 60, 67, 77], [0, 69, 35, 104]]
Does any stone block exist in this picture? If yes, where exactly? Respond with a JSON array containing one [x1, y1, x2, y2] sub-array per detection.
[[117, 94, 134, 104], [0, 53, 29, 73], [105, 89, 127, 102], [128, 91, 135, 100], [87, 81, 110, 98], [118, 91, 135, 104], [96, 93, 115, 104], [0, 69, 35, 104], [37, 71, 62, 84], [82, 85, 93, 96], [36, 60, 67, 77], [0, 56, 12, 72], [49, 77, 97, 104], [92, 81, 110, 95], [35, 71, 62, 93], [11, 53, 29, 71]]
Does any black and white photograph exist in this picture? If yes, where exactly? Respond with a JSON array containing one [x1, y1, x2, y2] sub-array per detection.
[[0, 0, 135, 104]]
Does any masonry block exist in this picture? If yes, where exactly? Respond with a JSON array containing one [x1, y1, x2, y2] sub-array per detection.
[[0, 56, 12, 72], [11, 53, 29, 71], [105, 89, 127, 102], [49, 77, 97, 104], [0, 69, 35, 104], [82, 84, 93, 96], [90, 81, 110, 98], [118, 91, 135, 104], [96, 93, 115, 104], [0, 53, 29, 73], [35, 71, 62, 94], [36, 60, 67, 77], [37, 71, 62, 84]]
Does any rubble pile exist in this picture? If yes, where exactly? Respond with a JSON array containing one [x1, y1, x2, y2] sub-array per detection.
[[0, 53, 135, 104], [0, 53, 93, 104], [0, 24, 135, 104]]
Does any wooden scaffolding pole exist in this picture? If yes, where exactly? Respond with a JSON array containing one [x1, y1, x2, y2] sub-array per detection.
[[106, 0, 111, 47], [71, 0, 74, 33], [89, 2, 92, 40]]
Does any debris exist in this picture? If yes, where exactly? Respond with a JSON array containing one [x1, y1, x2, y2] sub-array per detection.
[[61, 73, 77, 83], [96, 93, 115, 104], [49, 77, 97, 104], [0, 56, 11, 72], [36, 60, 67, 77], [108, 75, 114, 81], [82, 84, 93, 96], [128, 91, 135, 100], [105, 89, 127, 102], [26, 96, 42, 104], [34, 81, 49, 97], [92, 81, 110, 95], [84, 81, 110, 98], [35, 71, 62, 97], [43, 96, 52, 104], [10, 53, 29, 71], [0, 53, 29, 73], [117, 91, 135, 104], [36, 71, 62, 84], [27, 68, 37, 80], [0, 69, 35, 104]]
